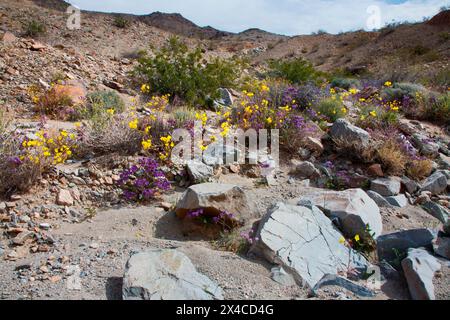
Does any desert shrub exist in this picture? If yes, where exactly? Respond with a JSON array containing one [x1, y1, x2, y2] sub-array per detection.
[[213, 228, 258, 254], [0, 129, 76, 195], [316, 98, 346, 122], [356, 102, 400, 129], [406, 159, 434, 181], [75, 90, 125, 119], [117, 157, 171, 202], [376, 139, 408, 175], [268, 57, 321, 84], [281, 83, 326, 110], [425, 92, 450, 124], [29, 85, 75, 119], [280, 115, 322, 153], [134, 37, 242, 107], [171, 106, 196, 127], [330, 77, 361, 90], [76, 112, 142, 157], [113, 15, 131, 29], [382, 82, 427, 102], [24, 20, 46, 37]]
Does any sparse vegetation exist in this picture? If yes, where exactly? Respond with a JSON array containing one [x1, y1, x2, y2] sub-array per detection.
[[23, 20, 46, 37]]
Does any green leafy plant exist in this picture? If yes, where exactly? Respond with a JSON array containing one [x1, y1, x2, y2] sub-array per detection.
[[317, 98, 346, 122], [75, 90, 125, 120], [330, 77, 360, 90], [24, 20, 46, 37], [113, 15, 131, 29], [133, 37, 242, 107], [268, 57, 321, 84]]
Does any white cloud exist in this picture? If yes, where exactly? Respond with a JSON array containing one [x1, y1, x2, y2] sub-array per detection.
[[67, 0, 448, 35]]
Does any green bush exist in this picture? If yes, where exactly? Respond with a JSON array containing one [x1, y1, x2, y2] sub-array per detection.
[[114, 15, 131, 29], [268, 57, 321, 84], [427, 92, 450, 124], [317, 98, 346, 122], [330, 77, 361, 90], [75, 91, 125, 120], [133, 37, 242, 107], [24, 20, 46, 37], [382, 82, 427, 102]]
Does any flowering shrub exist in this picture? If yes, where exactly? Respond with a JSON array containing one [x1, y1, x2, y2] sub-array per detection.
[[0, 128, 77, 195], [117, 157, 171, 202], [29, 84, 75, 119], [185, 208, 238, 231], [76, 111, 142, 157]]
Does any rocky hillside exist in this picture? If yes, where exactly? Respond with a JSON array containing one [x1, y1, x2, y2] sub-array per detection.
[[0, 0, 449, 301]]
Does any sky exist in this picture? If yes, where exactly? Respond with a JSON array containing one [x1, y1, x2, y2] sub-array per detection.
[[66, 0, 449, 35]]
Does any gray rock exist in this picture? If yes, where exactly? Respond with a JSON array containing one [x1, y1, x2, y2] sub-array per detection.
[[186, 161, 213, 184], [370, 178, 401, 196], [433, 237, 450, 260], [294, 161, 320, 179], [385, 194, 408, 208], [0, 202, 6, 213], [297, 188, 382, 239], [122, 249, 223, 300], [377, 229, 436, 264], [202, 143, 241, 166], [213, 88, 233, 109], [66, 265, 82, 291], [270, 266, 296, 286], [412, 134, 440, 157], [444, 220, 450, 236], [311, 274, 375, 298], [401, 176, 420, 194], [253, 203, 369, 289], [402, 248, 441, 300], [422, 201, 449, 224], [420, 171, 448, 195], [175, 183, 255, 223], [330, 119, 370, 147], [367, 191, 394, 208]]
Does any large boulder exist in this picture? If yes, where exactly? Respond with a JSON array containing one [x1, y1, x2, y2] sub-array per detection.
[[253, 203, 369, 289], [122, 249, 223, 300], [377, 229, 436, 264], [175, 183, 255, 222], [402, 248, 441, 300], [370, 178, 401, 197], [329, 119, 370, 147], [297, 188, 382, 239], [420, 171, 448, 195]]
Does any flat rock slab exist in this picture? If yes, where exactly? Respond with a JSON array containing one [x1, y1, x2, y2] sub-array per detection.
[[377, 229, 436, 265], [253, 203, 369, 289], [385, 194, 408, 208], [297, 188, 382, 239], [371, 178, 401, 197], [122, 249, 224, 300], [402, 248, 441, 300]]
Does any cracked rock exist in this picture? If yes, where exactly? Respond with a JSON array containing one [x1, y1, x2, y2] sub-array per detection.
[[253, 203, 369, 289]]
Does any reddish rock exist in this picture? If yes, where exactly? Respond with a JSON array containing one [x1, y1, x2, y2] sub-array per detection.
[[368, 164, 384, 177], [2, 32, 17, 44], [56, 189, 74, 206]]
